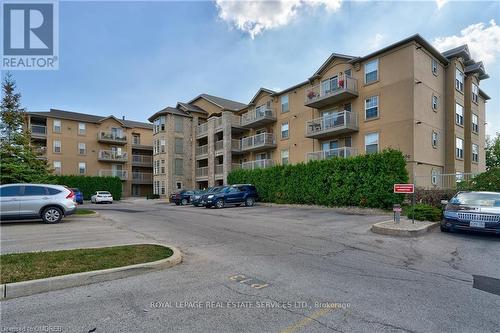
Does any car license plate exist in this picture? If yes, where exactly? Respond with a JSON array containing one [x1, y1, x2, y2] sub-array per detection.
[[470, 221, 485, 228]]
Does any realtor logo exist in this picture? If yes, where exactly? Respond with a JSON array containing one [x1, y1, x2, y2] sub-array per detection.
[[1, 0, 59, 70]]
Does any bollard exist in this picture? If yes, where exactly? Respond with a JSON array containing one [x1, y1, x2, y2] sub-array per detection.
[[393, 204, 401, 223]]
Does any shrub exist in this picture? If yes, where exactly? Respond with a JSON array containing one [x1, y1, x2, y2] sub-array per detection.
[[457, 168, 500, 192], [47, 175, 122, 200], [228, 149, 409, 209], [409, 188, 457, 207], [405, 204, 442, 222]]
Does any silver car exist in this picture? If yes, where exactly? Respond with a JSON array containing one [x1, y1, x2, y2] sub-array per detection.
[[0, 184, 77, 224]]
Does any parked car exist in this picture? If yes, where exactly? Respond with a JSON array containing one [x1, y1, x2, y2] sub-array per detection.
[[91, 191, 113, 204], [70, 188, 84, 204], [441, 191, 500, 234], [0, 184, 77, 224], [192, 187, 223, 207], [204, 184, 258, 209], [170, 190, 198, 205]]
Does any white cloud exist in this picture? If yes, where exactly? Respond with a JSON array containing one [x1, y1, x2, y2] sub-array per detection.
[[433, 20, 500, 65], [436, 0, 447, 10], [215, 0, 342, 39]]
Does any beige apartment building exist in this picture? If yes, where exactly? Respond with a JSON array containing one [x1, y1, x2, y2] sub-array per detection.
[[149, 34, 489, 196], [26, 109, 154, 197]]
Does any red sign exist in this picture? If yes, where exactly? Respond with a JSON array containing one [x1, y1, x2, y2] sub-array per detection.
[[393, 184, 414, 194]]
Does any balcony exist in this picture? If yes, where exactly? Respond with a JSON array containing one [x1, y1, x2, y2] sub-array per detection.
[[231, 163, 241, 170], [231, 139, 242, 153], [98, 150, 128, 163], [304, 76, 358, 108], [34, 146, 47, 159], [196, 166, 208, 178], [30, 125, 47, 138], [196, 144, 208, 159], [305, 111, 358, 139], [132, 172, 153, 184], [98, 131, 127, 145], [215, 140, 224, 153], [99, 170, 128, 180], [132, 143, 153, 151], [215, 164, 223, 176], [306, 147, 358, 162], [241, 107, 276, 128], [241, 159, 274, 170], [196, 122, 208, 137], [241, 133, 276, 152], [132, 154, 152, 166]]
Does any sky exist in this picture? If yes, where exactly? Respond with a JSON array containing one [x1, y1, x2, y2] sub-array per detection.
[[3, 0, 500, 136]]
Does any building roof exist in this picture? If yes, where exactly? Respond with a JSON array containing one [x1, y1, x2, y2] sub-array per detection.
[[441, 44, 471, 60], [248, 88, 276, 105], [188, 93, 247, 111], [147, 107, 191, 122], [309, 53, 357, 80], [479, 88, 491, 100], [28, 109, 153, 129], [176, 102, 208, 115], [465, 61, 489, 80]]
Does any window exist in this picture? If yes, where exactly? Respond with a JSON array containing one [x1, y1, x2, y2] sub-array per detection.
[[133, 134, 140, 145], [175, 116, 183, 132], [431, 170, 438, 186], [175, 138, 183, 154], [153, 139, 159, 154], [455, 103, 464, 126], [472, 114, 479, 133], [365, 59, 378, 84], [23, 186, 47, 196], [53, 140, 61, 153], [78, 122, 86, 135], [78, 142, 86, 155], [176, 182, 182, 190], [432, 95, 439, 111], [53, 161, 61, 174], [281, 95, 289, 113], [432, 131, 438, 148], [174, 159, 183, 176], [472, 83, 479, 103], [160, 139, 166, 153], [52, 119, 61, 133], [281, 149, 289, 165], [345, 69, 352, 77], [154, 116, 166, 134], [472, 144, 479, 163], [78, 162, 86, 174], [154, 160, 160, 175], [365, 133, 379, 154], [432, 59, 438, 75], [0, 185, 21, 197], [365, 96, 379, 119], [154, 181, 159, 195], [455, 68, 464, 92], [281, 122, 289, 139], [161, 181, 166, 195], [456, 137, 463, 159], [161, 160, 165, 174]]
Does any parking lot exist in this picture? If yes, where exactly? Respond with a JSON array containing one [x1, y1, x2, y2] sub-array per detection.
[[1, 201, 499, 333]]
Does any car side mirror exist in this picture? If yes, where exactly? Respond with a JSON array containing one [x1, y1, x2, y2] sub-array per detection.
[[441, 200, 448, 205]]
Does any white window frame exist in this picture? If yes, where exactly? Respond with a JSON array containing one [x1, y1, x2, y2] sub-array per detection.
[[78, 162, 86, 175], [78, 122, 86, 135], [53, 140, 61, 153], [78, 142, 86, 155], [364, 59, 378, 84], [365, 96, 379, 119], [53, 119, 61, 133], [161, 159, 165, 174], [431, 59, 438, 75], [432, 131, 438, 148], [472, 143, 479, 163], [281, 149, 289, 165], [160, 139, 166, 153], [431, 169, 438, 185], [281, 122, 289, 139], [133, 134, 140, 145], [455, 103, 464, 126], [175, 116, 183, 133], [365, 132, 379, 154], [455, 68, 464, 92], [53, 161, 61, 174], [472, 83, 479, 103], [472, 113, 479, 133], [455, 137, 464, 159], [432, 95, 438, 111], [174, 158, 183, 176], [174, 138, 183, 154], [281, 95, 289, 113]]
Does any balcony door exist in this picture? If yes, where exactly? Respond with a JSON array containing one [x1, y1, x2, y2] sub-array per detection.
[[111, 127, 123, 138], [111, 146, 122, 157], [321, 140, 338, 152], [112, 164, 123, 177], [321, 76, 338, 95]]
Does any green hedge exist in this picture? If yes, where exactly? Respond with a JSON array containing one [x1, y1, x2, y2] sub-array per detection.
[[457, 168, 500, 192], [228, 149, 409, 209], [405, 204, 442, 222], [48, 175, 122, 200]]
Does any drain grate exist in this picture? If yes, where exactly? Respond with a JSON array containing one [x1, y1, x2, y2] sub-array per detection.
[[473, 275, 500, 296]]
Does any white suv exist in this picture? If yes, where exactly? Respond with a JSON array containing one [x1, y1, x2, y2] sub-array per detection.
[[91, 191, 113, 204], [0, 184, 77, 224]]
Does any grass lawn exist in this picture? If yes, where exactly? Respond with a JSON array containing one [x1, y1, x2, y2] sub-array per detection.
[[74, 208, 96, 215], [0, 244, 173, 284]]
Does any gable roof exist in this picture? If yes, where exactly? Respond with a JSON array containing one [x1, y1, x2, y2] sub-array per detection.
[[309, 53, 357, 80], [248, 88, 276, 105], [147, 106, 191, 122], [176, 102, 208, 115], [188, 93, 247, 112], [28, 109, 153, 129], [441, 44, 471, 61]]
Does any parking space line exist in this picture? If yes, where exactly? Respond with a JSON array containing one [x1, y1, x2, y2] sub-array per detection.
[[278, 307, 334, 333]]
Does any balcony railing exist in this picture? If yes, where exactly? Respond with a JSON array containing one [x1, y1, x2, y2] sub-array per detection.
[[196, 144, 208, 157], [242, 159, 274, 170], [241, 107, 276, 127], [215, 164, 223, 175], [230, 115, 242, 127], [305, 76, 358, 108], [30, 125, 47, 137], [132, 172, 153, 184], [232, 139, 241, 152], [98, 150, 128, 162], [132, 154, 152, 166], [196, 166, 208, 177], [215, 140, 223, 152], [241, 133, 276, 152], [306, 147, 358, 162], [231, 163, 241, 170], [196, 122, 208, 137], [99, 170, 128, 180], [98, 131, 127, 144], [305, 111, 358, 139]]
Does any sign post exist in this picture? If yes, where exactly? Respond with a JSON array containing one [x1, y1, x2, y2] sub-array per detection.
[[393, 184, 415, 223]]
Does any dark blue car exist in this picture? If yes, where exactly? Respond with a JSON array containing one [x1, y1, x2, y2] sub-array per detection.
[[192, 187, 223, 207], [70, 188, 84, 204], [441, 191, 500, 234], [203, 184, 258, 209], [170, 190, 198, 205]]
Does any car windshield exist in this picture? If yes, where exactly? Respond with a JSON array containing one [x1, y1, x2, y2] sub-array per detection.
[[450, 192, 500, 207]]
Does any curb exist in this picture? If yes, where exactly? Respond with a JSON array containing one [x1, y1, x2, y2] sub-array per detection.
[[67, 211, 100, 218], [371, 220, 439, 237], [261, 203, 391, 216], [0, 244, 182, 300]]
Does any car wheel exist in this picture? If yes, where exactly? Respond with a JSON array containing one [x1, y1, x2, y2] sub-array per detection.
[[215, 199, 224, 209], [193, 203, 199, 207], [245, 197, 255, 207], [42, 206, 63, 224], [440, 225, 450, 232], [175, 202, 180, 206], [181, 198, 188, 206]]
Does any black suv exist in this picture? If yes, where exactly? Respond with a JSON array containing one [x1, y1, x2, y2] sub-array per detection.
[[204, 184, 258, 209]]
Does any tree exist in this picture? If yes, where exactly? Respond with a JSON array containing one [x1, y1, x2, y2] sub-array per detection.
[[0, 72, 51, 184], [485, 133, 500, 170]]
